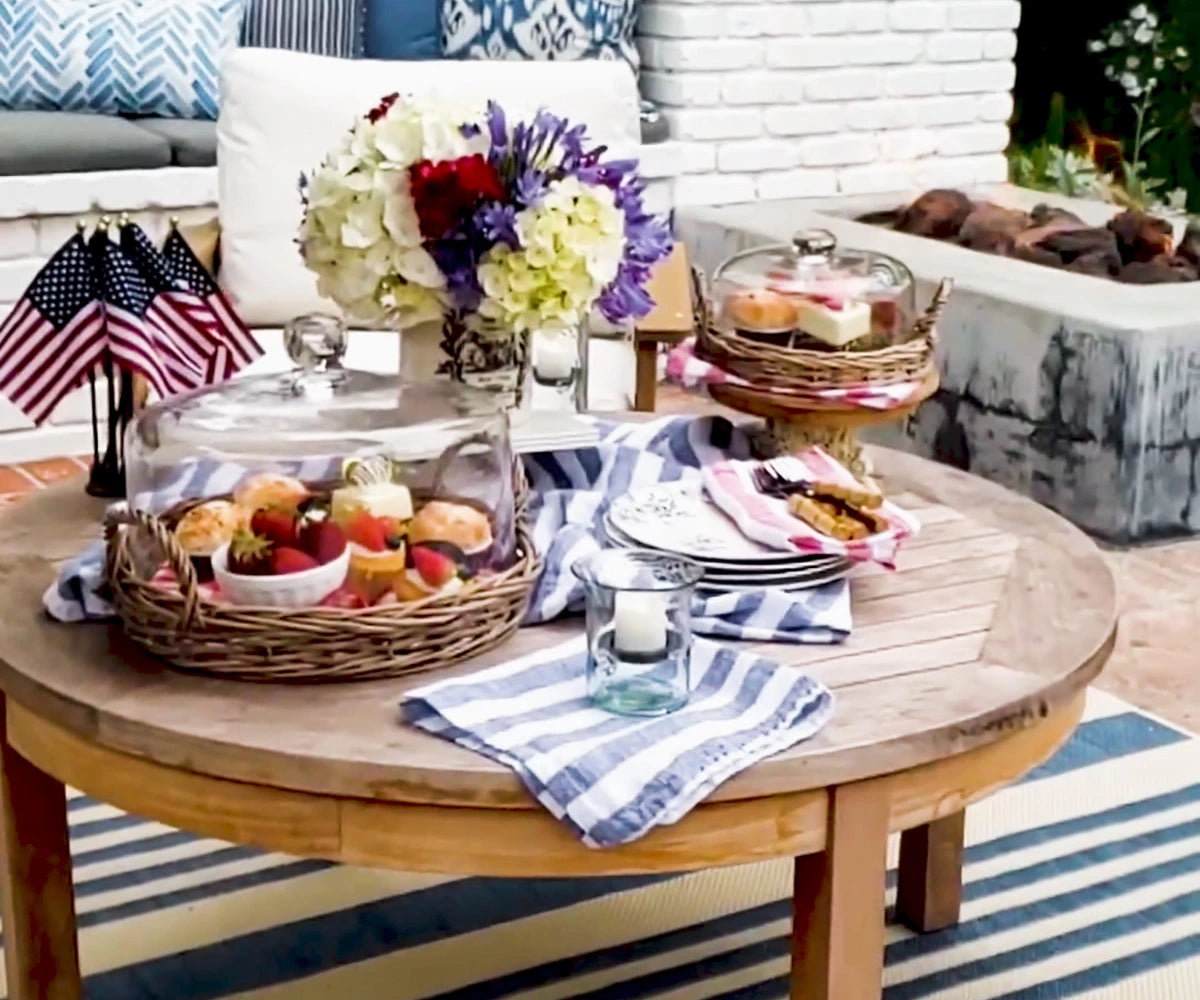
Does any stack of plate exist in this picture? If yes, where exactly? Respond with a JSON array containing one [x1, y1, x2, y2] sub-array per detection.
[[604, 482, 851, 594]]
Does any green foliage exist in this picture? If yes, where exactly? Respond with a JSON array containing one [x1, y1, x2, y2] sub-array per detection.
[[1008, 142, 1108, 199]]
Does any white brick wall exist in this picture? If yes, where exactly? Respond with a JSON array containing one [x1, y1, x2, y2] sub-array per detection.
[[638, 0, 1018, 205]]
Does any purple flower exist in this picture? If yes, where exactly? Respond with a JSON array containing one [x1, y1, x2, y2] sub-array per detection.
[[476, 202, 518, 247], [486, 102, 508, 153], [460, 122, 481, 138], [515, 169, 547, 207], [430, 238, 484, 313]]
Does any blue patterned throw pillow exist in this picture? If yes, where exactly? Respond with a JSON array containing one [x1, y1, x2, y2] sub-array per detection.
[[0, 0, 246, 120], [241, 0, 365, 58], [441, 0, 640, 71]]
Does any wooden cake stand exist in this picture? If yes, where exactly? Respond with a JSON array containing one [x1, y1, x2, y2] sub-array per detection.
[[707, 367, 940, 477]]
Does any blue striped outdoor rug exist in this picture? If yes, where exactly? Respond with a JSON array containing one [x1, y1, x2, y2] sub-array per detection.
[[14, 688, 1200, 1000]]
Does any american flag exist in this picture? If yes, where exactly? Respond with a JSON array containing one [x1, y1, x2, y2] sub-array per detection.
[[91, 229, 210, 400], [162, 224, 263, 376], [119, 222, 229, 382], [0, 232, 106, 425]]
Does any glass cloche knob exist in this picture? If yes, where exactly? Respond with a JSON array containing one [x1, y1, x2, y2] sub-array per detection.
[[284, 313, 347, 373], [792, 229, 837, 259]]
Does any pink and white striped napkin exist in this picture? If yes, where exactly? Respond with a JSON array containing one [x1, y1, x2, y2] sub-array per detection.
[[666, 338, 920, 411], [701, 447, 921, 568]]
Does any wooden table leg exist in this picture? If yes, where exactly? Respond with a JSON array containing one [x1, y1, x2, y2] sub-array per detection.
[[896, 810, 966, 933], [634, 339, 659, 412], [0, 696, 81, 1000], [791, 781, 889, 1000]]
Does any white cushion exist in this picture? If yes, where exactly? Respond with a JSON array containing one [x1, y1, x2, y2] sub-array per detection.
[[217, 49, 642, 327]]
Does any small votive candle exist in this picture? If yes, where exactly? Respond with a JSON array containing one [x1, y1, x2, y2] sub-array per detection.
[[612, 591, 669, 658], [534, 333, 577, 383]]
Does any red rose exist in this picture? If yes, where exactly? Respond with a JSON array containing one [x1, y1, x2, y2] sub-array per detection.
[[367, 92, 400, 124], [409, 155, 505, 240]]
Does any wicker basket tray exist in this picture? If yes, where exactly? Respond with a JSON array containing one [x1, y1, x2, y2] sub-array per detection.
[[104, 488, 541, 684], [696, 277, 953, 393]]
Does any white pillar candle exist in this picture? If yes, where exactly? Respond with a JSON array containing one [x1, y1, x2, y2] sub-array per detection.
[[612, 591, 669, 656], [535, 333, 577, 381]]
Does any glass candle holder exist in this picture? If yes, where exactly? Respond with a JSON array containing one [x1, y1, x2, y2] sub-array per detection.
[[571, 549, 704, 717], [532, 327, 588, 412]]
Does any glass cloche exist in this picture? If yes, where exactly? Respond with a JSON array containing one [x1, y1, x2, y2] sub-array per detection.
[[711, 229, 916, 350], [125, 313, 518, 609]]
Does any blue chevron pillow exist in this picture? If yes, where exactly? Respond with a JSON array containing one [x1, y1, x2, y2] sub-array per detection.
[[0, 0, 247, 120]]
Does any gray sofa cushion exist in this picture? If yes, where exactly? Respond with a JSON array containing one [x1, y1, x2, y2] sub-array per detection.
[[0, 111, 172, 175], [130, 118, 217, 167]]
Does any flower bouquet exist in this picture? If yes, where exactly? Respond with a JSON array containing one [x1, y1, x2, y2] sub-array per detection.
[[299, 95, 673, 404]]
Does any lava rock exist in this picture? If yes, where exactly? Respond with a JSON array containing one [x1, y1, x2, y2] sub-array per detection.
[[896, 189, 973, 240], [957, 203, 1031, 254], [1067, 250, 1121, 278], [1030, 203, 1085, 227], [1036, 227, 1122, 274], [1107, 210, 1173, 264], [1176, 223, 1200, 268], [1117, 258, 1198, 283]]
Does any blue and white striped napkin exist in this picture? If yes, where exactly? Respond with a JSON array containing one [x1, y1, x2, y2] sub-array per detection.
[[402, 634, 834, 847], [45, 416, 852, 643]]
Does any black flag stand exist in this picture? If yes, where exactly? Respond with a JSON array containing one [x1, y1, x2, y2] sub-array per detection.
[[85, 217, 131, 499]]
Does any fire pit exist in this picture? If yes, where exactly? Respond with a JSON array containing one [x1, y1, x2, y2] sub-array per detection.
[[679, 185, 1200, 542]]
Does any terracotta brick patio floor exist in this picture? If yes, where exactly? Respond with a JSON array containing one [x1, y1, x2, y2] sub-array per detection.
[[1, 395, 1196, 733]]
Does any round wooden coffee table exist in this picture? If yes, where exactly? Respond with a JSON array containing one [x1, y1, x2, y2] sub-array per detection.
[[0, 448, 1116, 1000]]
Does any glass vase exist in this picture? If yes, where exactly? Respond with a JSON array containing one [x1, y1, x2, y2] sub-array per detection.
[[398, 315, 532, 410]]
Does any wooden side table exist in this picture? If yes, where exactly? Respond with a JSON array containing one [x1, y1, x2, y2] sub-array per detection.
[[633, 245, 695, 412]]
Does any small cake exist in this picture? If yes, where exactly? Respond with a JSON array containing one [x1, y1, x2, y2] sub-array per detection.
[[394, 543, 465, 602], [407, 501, 494, 571], [726, 288, 798, 333], [343, 510, 408, 604], [233, 472, 309, 512], [331, 481, 414, 526], [792, 296, 872, 348], [174, 500, 246, 581]]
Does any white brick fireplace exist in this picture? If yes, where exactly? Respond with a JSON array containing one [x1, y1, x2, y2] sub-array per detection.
[[638, 0, 1018, 207]]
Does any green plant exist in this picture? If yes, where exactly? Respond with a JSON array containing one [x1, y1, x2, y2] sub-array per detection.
[[1007, 143, 1108, 199]]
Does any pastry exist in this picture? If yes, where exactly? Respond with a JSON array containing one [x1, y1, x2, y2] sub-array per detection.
[[393, 546, 466, 602], [408, 501, 493, 558], [232, 472, 309, 512], [787, 491, 889, 542], [792, 296, 872, 347], [343, 510, 408, 604], [174, 500, 246, 580], [331, 481, 413, 526], [726, 288, 798, 332]]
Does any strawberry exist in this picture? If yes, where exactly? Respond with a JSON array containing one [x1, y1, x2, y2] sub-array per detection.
[[323, 587, 366, 610], [378, 515, 406, 550], [227, 530, 272, 576], [269, 546, 320, 576], [410, 543, 458, 588], [345, 510, 387, 552], [250, 506, 299, 548], [298, 519, 347, 565]]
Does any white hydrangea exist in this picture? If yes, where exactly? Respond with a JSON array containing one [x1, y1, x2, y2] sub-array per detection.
[[298, 96, 488, 328], [475, 178, 627, 335]]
